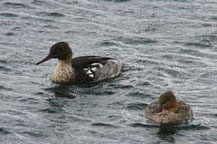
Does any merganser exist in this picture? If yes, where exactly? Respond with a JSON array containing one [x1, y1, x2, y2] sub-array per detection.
[[145, 91, 193, 124], [36, 42, 122, 84]]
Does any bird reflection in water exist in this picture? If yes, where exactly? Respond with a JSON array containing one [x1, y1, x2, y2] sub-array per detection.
[[157, 124, 176, 143]]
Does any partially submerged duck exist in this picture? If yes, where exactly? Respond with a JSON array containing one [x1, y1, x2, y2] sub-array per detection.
[[145, 91, 193, 124], [36, 42, 122, 84]]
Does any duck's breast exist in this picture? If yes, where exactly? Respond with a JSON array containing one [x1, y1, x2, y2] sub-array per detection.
[[50, 62, 74, 83]]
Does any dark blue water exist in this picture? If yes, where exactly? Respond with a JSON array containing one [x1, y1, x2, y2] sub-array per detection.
[[1, 0, 217, 143]]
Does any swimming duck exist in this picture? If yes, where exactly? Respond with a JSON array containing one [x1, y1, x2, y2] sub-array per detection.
[[145, 91, 193, 124], [36, 42, 122, 84]]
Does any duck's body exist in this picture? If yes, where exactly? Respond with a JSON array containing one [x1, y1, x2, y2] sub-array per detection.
[[145, 91, 193, 124], [51, 56, 121, 83], [36, 42, 122, 84]]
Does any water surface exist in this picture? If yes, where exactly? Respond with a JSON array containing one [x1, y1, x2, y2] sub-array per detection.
[[1, 0, 217, 143]]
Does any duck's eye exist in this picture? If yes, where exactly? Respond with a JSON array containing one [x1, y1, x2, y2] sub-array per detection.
[[162, 101, 169, 106], [52, 53, 58, 58]]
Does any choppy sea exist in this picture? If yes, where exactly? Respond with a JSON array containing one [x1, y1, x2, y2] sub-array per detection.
[[1, 0, 217, 143]]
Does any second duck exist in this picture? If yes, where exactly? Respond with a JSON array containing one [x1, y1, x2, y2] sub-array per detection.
[[145, 91, 193, 124]]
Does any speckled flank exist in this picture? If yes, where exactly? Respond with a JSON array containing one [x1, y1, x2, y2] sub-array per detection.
[[145, 100, 193, 124]]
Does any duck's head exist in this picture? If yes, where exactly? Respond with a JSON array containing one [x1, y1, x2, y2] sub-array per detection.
[[36, 42, 72, 65], [152, 91, 178, 113]]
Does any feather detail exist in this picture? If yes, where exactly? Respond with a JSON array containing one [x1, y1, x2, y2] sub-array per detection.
[[50, 60, 75, 83]]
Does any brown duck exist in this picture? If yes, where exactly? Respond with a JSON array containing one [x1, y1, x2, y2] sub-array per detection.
[[145, 91, 193, 124], [36, 42, 122, 84]]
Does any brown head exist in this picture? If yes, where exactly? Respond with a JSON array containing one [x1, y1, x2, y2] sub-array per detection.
[[36, 42, 73, 65], [152, 91, 178, 113]]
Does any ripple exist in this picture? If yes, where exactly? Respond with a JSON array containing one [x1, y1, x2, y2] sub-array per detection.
[[126, 91, 146, 98], [0, 60, 7, 64], [130, 123, 159, 128], [201, 23, 212, 27], [5, 32, 15, 36], [178, 48, 204, 57], [22, 131, 47, 138], [0, 127, 10, 135], [0, 66, 12, 72], [136, 81, 152, 87], [130, 123, 210, 130], [44, 86, 76, 99], [91, 122, 118, 128], [46, 12, 65, 17], [86, 90, 115, 96], [124, 102, 147, 111], [173, 0, 187, 1], [135, 58, 161, 66], [97, 41, 119, 47], [37, 18, 55, 23], [3, 2, 31, 9], [40, 98, 65, 114], [40, 108, 64, 114], [102, 0, 130, 2], [116, 37, 158, 45], [0, 12, 18, 17], [200, 34, 217, 42], [210, 16, 217, 21], [117, 84, 134, 89], [37, 12, 65, 17], [184, 42, 211, 48], [156, 66, 188, 79], [199, 70, 217, 78], [43, 24, 59, 29], [107, 101, 124, 107], [159, 124, 209, 131], [31, 0, 46, 6], [0, 85, 13, 91], [17, 97, 40, 105]]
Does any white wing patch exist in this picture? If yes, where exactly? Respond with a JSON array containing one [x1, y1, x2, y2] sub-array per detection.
[[91, 67, 97, 72], [83, 68, 88, 71], [86, 70, 92, 74], [88, 74, 94, 78], [83, 67, 96, 78], [83, 63, 105, 79]]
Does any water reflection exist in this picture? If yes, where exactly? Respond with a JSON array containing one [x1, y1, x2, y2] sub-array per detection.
[[45, 84, 76, 99], [157, 125, 176, 143], [41, 85, 76, 113]]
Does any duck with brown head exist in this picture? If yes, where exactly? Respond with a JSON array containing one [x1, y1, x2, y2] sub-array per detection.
[[145, 91, 193, 124], [36, 42, 72, 65], [36, 42, 122, 84]]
